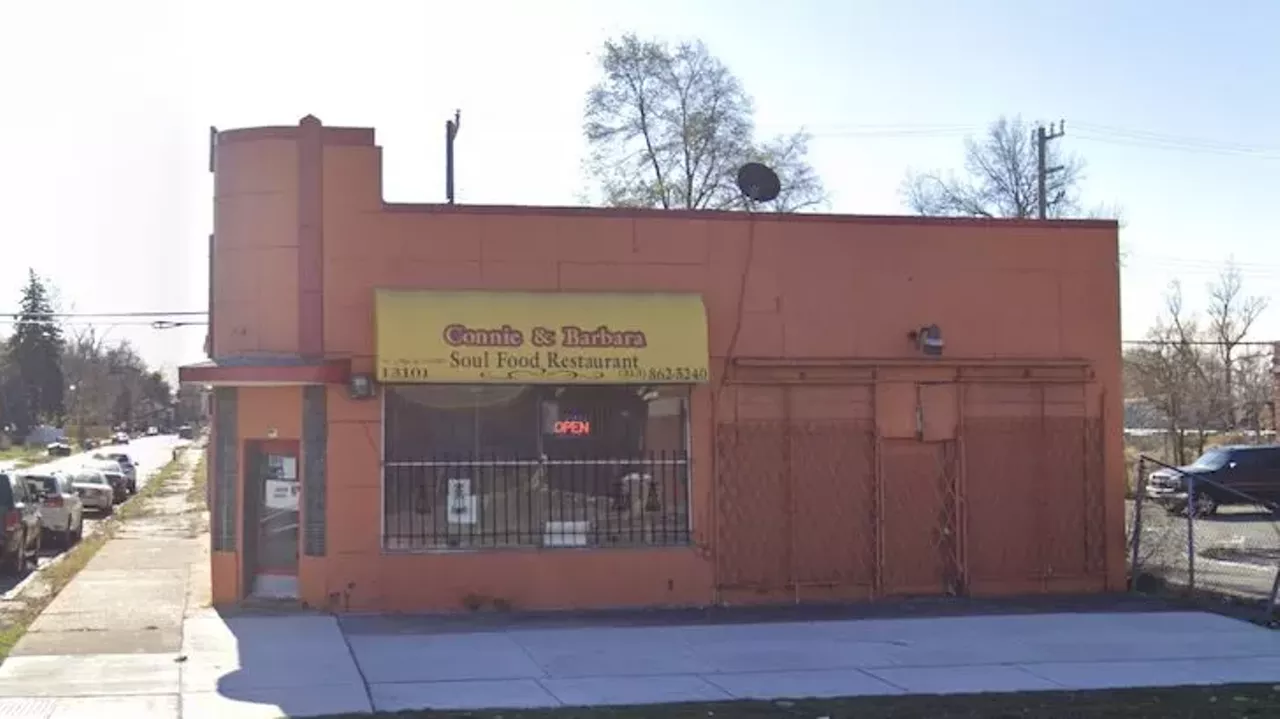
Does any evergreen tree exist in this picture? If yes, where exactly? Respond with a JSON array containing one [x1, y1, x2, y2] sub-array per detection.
[[0, 343, 18, 434], [8, 269, 65, 433]]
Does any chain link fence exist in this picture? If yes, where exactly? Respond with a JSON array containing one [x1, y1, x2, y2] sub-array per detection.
[[1129, 454, 1280, 617]]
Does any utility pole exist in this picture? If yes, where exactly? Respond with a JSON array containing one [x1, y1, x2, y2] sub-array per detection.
[[445, 110, 461, 204], [1036, 120, 1066, 219]]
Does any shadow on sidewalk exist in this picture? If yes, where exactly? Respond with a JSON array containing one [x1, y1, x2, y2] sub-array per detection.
[[199, 605, 373, 717]]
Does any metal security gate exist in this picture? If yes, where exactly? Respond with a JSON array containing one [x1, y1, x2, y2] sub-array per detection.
[[713, 383, 959, 604], [955, 380, 1106, 594], [713, 367, 1107, 604]]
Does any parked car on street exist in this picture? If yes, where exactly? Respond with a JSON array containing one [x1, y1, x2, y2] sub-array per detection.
[[1146, 444, 1280, 516], [112, 431, 130, 445], [21, 472, 83, 546], [82, 463, 128, 503], [46, 442, 72, 457], [177, 425, 194, 440], [146, 426, 158, 436], [0, 472, 43, 574], [71, 471, 115, 515], [92, 452, 137, 494]]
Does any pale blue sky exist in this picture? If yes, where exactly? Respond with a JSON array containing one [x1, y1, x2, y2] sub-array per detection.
[[1, 1, 1276, 380]]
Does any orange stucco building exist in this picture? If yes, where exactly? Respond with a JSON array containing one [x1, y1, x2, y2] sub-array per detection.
[[180, 116, 1124, 614]]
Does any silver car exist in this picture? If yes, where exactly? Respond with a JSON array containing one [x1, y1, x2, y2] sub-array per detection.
[[92, 452, 137, 493], [21, 472, 84, 546], [71, 471, 115, 514]]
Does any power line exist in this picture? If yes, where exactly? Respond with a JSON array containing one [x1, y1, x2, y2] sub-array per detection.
[[1123, 339, 1277, 347], [1071, 122, 1280, 159], [786, 121, 1280, 160], [0, 311, 206, 319], [0, 320, 206, 330]]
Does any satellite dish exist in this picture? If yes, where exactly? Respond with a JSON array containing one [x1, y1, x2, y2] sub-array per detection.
[[736, 162, 781, 203]]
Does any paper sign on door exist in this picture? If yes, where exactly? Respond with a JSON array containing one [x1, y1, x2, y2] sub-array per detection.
[[265, 480, 300, 511]]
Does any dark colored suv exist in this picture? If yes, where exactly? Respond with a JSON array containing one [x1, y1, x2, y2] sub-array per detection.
[[1145, 445, 1280, 516], [0, 473, 43, 574]]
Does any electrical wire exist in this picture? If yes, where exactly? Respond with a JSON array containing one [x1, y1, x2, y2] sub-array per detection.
[[1070, 122, 1280, 158], [0, 310, 209, 330], [1124, 339, 1276, 347], [780, 120, 1280, 160], [0, 311, 206, 319], [0, 320, 206, 327]]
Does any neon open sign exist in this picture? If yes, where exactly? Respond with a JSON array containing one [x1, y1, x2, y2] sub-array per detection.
[[553, 420, 591, 436]]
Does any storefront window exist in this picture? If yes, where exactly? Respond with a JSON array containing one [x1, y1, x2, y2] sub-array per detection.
[[383, 385, 691, 550]]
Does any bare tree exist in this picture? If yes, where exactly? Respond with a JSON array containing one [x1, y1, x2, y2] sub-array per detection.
[[1127, 282, 1223, 464], [1165, 282, 1231, 457], [1205, 263, 1268, 429], [1127, 330, 1196, 464], [584, 34, 826, 212], [58, 329, 173, 439], [63, 326, 110, 443], [1234, 351, 1274, 438], [902, 116, 1087, 219], [1127, 270, 1272, 462], [1125, 347, 1185, 462]]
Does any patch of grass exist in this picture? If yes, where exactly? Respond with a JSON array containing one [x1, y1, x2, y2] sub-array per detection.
[[0, 611, 34, 659], [0, 446, 46, 470], [116, 452, 189, 520], [315, 684, 1280, 718], [0, 446, 37, 462], [0, 448, 192, 659], [186, 452, 207, 509]]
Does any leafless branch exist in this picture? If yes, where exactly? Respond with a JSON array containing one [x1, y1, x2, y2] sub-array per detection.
[[584, 34, 825, 213], [902, 115, 1094, 219]]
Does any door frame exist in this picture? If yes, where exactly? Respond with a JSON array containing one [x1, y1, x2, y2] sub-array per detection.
[[242, 438, 301, 598]]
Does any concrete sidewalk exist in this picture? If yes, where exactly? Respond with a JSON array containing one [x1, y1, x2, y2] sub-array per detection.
[[15, 599, 1280, 719], [339, 608, 1280, 712], [0, 443, 371, 719]]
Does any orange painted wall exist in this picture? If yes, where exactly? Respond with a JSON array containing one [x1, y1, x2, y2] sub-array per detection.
[[210, 133, 300, 358], [209, 119, 1123, 613]]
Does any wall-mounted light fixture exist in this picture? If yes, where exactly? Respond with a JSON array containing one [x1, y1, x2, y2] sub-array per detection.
[[349, 373, 377, 400], [907, 324, 945, 357]]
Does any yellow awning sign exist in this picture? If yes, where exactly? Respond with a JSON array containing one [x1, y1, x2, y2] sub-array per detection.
[[375, 290, 710, 384]]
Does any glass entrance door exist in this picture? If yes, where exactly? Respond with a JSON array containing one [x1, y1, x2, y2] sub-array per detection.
[[248, 439, 300, 599]]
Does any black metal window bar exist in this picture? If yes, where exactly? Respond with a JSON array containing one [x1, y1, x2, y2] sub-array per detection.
[[383, 451, 692, 550]]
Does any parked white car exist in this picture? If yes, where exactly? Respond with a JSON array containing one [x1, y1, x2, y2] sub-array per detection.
[[71, 470, 115, 514], [21, 472, 83, 546], [92, 451, 137, 493]]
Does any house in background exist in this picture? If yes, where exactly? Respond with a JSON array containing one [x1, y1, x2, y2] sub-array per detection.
[[23, 424, 65, 447]]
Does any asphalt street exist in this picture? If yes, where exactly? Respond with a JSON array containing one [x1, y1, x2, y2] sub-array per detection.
[[0, 434, 188, 597], [1130, 499, 1280, 600]]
